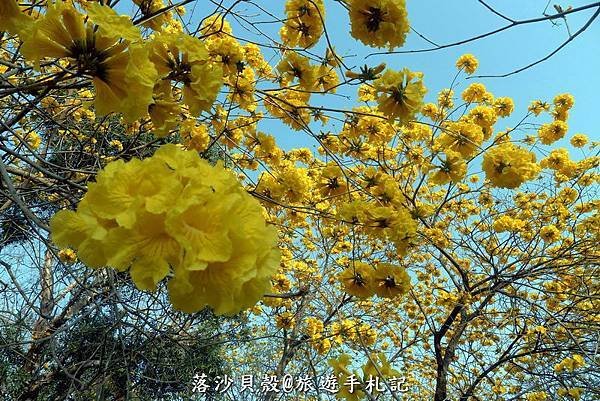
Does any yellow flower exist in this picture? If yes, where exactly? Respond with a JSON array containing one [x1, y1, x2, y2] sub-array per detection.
[[420, 102, 437, 118], [461, 82, 487, 103], [372, 263, 410, 298], [348, 0, 409, 49], [272, 274, 292, 293], [85, 3, 141, 42], [19, 1, 156, 122], [538, 120, 568, 145], [358, 84, 376, 102], [482, 143, 540, 188], [280, 0, 326, 49], [553, 93, 574, 112], [437, 121, 484, 158], [264, 90, 312, 130], [16, 132, 42, 150], [206, 35, 244, 77], [200, 13, 233, 37], [316, 65, 339, 93], [356, 323, 377, 346], [528, 99, 550, 116], [108, 139, 123, 152], [58, 248, 77, 264], [362, 353, 399, 384], [50, 145, 280, 315], [318, 162, 348, 198], [148, 81, 181, 137], [557, 388, 583, 400], [468, 105, 497, 137], [438, 88, 455, 109], [49, 202, 115, 269], [526, 391, 548, 401], [455, 53, 479, 74], [180, 121, 209, 152], [149, 32, 223, 116], [337, 200, 368, 224], [493, 96, 515, 117], [555, 354, 585, 372], [338, 262, 375, 298], [304, 317, 324, 339], [363, 205, 417, 255], [373, 68, 427, 121], [93, 43, 158, 121], [277, 51, 317, 90], [276, 311, 296, 330], [313, 338, 330, 354], [493, 215, 526, 233], [226, 68, 257, 111], [329, 353, 365, 401], [570, 133, 588, 148], [540, 148, 577, 177], [429, 150, 467, 185], [540, 225, 560, 243]]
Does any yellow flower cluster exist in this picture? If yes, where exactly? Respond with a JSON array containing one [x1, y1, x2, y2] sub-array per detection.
[[132, 0, 173, 31], [280, 0, 326, 48], [348, 0, 409, 49], [526, 391, 548, 401], [373, 68, 427, 121], [149, 32, 223, 117], [264, 90, 311, 130], [304, 317, 324, 339], [302, 316, 330, 353], [438, 88, 455, 109], [14, 1, 157, 122], [338, 262, 411, 299], [557, 388, 583, 400], [337, 201, 417, 255], [58, 248, 77, 264], [529, 99, 550, 115], [538, 120, 568, 145], [540, 225, 560, 243], [493, 97, 515, 117], [570, 133, 589, 148], [554, 354, 585, 373], [277, 51, 317, 90], [461, 82, 488, 103], [3, 0, 223, 128], [540, 148, 578, 178], [50, 145, 280, 315], [0, 0, 31, 34], [553, 93, 574, 113], [482, 143, 540, 188], [428, 151, 467, 185], [12, 131, 42, 150], [455, 54, 479, 75], [493, 215, 526, 233], [275, 311, 296, 330], [180, 121, 210, 152], [437, 121, 484, 158]]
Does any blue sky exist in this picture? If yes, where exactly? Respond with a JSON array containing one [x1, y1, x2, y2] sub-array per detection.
[[226, 0, 600, 151]]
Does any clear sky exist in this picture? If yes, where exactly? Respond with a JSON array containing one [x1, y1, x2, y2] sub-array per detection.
[[230, 0, 600, 151]]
